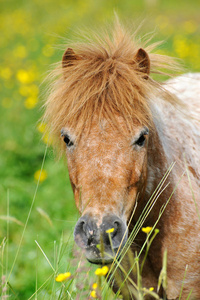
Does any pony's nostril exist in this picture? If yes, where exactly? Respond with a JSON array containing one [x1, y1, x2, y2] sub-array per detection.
[[74, 215, 99, 248], [111, 225, 118, 238], [114, 220, 120, 228], [113, 220, 121, 233], [82, 221, 86, 233], [101, 215, 128, 249]]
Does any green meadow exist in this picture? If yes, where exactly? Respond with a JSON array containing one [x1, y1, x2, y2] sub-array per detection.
[[0, 0, 200, 298]]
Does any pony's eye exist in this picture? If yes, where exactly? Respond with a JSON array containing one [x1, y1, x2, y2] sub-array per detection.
[[135, 134, 146, 147], [133, 127, 149, 148], [63, 135, 74, 147]]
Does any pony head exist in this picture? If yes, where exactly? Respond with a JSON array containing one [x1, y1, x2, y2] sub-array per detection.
[[44, 22, 178, 263]]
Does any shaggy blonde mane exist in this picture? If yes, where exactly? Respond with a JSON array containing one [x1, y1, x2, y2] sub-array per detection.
[[43, 20, 180, 148]]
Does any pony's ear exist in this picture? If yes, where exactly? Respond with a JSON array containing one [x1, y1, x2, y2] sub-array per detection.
[[62, 48, 81, 68], [135, 48, 150, 79]]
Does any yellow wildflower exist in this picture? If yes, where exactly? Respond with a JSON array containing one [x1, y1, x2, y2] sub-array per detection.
[[95, 268, 102, 276], [55, 272, 71, 282], [37, 122, 47, 133], [34, 170, 47, 183], [42, 133, 53, 145], [24, 96, 38, 109], [106, 228, 114, 233], [149, 287, 154, 291], [90, 290, 97, 298], [92, 283, 98, 289], [17, 69, 36, 84], [95, 266, 109, 276], [142, 227, 152, 234], [101, 266, 109, 275], [17, 70, 30, 84]]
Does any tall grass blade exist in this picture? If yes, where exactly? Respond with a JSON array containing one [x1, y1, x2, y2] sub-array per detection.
[[157, 249, 167, 293], [35, 236, 38, 300], [6, 189, 9, 283], [186, 289, 193, 300], [179, 264, 188, 300], [35, 240, 55, 272]]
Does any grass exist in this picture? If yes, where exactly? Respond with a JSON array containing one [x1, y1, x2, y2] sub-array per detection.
[[1, 0, 200, 298]]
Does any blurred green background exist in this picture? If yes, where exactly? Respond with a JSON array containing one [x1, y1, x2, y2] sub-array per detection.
[[0, 0, 200, 298]]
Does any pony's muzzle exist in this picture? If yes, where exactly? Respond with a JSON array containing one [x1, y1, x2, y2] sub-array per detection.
[[74, 214, 128, 264]]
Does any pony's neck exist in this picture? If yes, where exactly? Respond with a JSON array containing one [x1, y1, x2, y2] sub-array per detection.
[[146, 102, 175, 195], [134, 120, 175, 224], [147, 128, 173, 197]]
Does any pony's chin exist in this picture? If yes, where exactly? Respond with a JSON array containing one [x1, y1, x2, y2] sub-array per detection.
[[87, 257, 113, 265], [84, 247, 117, 265]]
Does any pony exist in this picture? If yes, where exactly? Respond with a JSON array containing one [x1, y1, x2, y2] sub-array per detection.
[[44, 21, 200, 299]]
